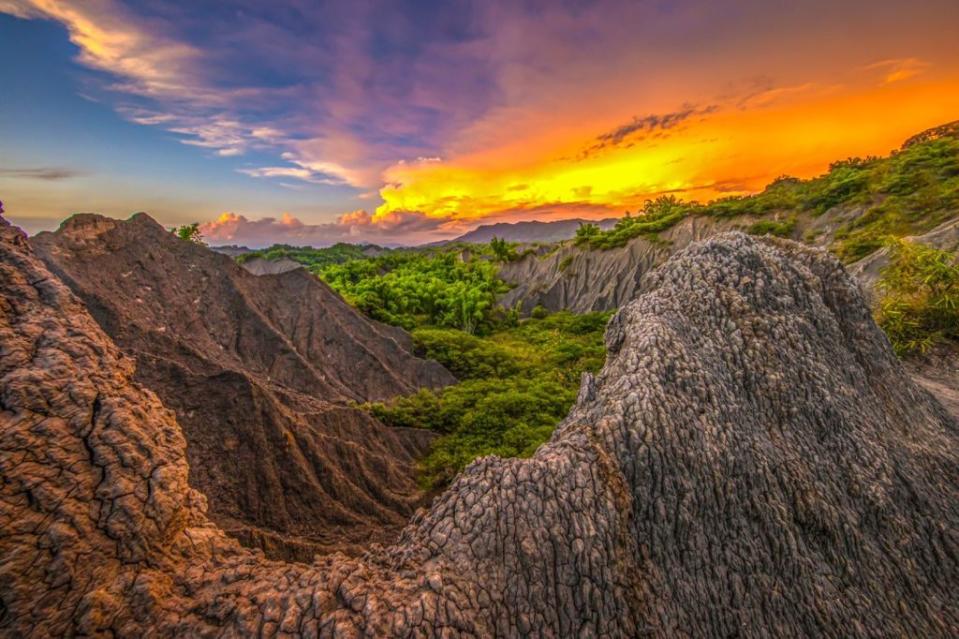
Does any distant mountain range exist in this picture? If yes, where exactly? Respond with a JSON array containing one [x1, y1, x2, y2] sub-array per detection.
[[210, 218, 622, 252], [448, 217, 619, 244], [209, 244, 252, 256]]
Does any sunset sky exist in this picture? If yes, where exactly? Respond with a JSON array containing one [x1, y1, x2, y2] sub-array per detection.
[[1, 0, 958, 246]]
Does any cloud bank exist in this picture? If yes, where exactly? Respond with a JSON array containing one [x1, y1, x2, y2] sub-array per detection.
[[0, 167, 83, 180], [200, 210, 459, 248]]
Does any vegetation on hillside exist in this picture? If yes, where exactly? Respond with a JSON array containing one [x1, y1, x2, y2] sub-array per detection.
[[320, 250, 511, 334], [575, 195, 689, 249], [875, 239, 959, 356], [366, 311, 611, 487], [489, 236, 519, 262], [572, 135, 959, 259], [231, 240, 602, 485], [172, 222, 205, 244], [236, 242, 376, 269]]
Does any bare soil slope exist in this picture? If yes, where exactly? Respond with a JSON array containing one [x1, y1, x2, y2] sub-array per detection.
[[3, 219, 956, 637], [30, 213, 454, 560]]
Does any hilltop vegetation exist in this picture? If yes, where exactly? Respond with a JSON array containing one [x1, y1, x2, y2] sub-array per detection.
[[574, 133, 959, 260], [238, 242, 520, 334]]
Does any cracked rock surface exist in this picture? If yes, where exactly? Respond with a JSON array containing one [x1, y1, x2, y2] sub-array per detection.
[[3, 218, 957, 636]]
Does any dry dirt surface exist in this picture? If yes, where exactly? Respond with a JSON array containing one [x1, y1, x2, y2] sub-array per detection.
[[2, 219, 957, 637], [29, 213, 455, 561]]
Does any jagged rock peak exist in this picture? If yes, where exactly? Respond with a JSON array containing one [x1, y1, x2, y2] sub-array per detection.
[[50, 211, 123, 241], [2, 223, 957, 636]]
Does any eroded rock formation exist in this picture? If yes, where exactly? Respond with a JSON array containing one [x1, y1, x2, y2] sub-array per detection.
[[498, 205, 958, 316], [498, 214, 746, 313], [240, 256, 304, 276], [29, 213, 455, 560], [2, 218, 957, 636]]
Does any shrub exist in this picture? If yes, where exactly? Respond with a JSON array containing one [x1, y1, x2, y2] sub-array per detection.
[[574, 223, 601, 246], [371, 376, 575, 487], [531, 305, 550, 319], [412, 328, 520, 379], [874, 239, 959, 356], [746, 216, 797, 238], [320, 251, 510, 334], [489, 236, 518, 262], [172, 222, 205, 245]]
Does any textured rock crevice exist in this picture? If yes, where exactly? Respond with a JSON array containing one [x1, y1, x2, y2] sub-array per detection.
[[2, 219, 957, 636]]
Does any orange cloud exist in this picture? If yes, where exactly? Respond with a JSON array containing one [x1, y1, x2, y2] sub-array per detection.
[[8, 0, 201, 99], [864, 58, 931, 85], [336, 210, 372, 226], [375, 72, 959, 224]]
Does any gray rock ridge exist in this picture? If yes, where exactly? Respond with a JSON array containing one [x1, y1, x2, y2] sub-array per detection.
[[497, 208, 958, 315], [3, 220, 957, 636], [498, 214, 743, 313]]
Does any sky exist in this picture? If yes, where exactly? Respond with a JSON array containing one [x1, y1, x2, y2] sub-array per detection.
[[1, 1, 958, 247]]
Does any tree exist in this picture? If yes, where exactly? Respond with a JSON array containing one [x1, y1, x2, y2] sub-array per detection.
[[574, 223, 600, 246], [172, 222, 205, 245], [489, 236, 517, 262]]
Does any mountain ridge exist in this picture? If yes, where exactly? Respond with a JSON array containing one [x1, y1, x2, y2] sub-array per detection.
[[438, 216, 620, 245]]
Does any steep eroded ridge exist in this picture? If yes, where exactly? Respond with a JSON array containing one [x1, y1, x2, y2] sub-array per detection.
[[29, 213, 454, 560], [2, 219, 957, 636]]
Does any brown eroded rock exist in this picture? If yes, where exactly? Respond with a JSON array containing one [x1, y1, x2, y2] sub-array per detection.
[[30, 213, 454, 560], [2, 221, 957, 636]]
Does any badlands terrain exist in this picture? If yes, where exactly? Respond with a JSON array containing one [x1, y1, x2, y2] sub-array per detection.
[[1, 124, 958, 636]]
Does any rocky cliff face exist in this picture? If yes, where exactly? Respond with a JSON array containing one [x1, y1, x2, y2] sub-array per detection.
[[499, 214, 744, 313], [4, 218, 956, 637], [29, 213, 454, 561], [499, 210, 957, 314]]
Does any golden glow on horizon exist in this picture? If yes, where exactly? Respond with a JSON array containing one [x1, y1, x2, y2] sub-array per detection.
[[4, 0, 959, 240], [374, 74, 959, 223]]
